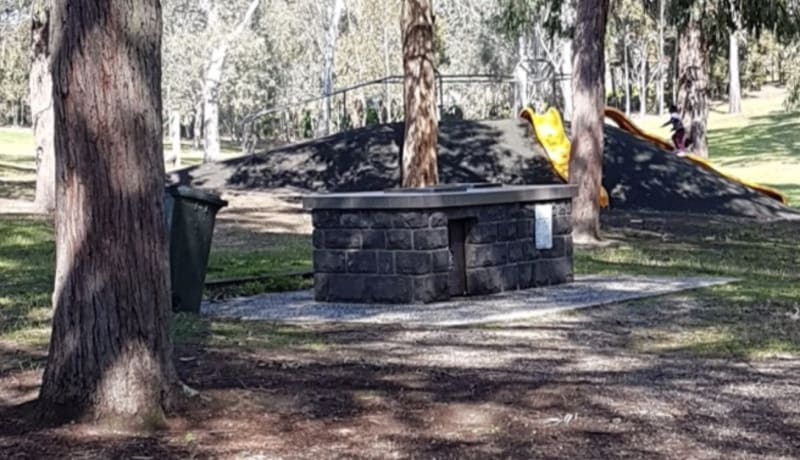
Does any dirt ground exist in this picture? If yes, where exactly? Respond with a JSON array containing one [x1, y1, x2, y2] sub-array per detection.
[[2, 302, 798, 460]]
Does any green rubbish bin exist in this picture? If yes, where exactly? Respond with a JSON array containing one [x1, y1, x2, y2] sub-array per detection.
[[165, 185, 228, 313]]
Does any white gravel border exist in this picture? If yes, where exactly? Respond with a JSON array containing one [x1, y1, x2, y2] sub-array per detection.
[[201, 275, 737, 327]]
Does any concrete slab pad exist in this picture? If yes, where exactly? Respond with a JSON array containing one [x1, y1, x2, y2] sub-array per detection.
[[201, 275, 737, 327]]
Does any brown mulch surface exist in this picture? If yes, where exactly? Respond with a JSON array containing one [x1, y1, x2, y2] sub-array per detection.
[[1, 302, 799, 459]]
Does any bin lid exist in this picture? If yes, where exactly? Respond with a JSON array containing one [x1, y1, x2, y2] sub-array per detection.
[[167, 185, 228, 207]]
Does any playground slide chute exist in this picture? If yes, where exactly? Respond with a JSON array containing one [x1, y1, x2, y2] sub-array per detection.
[[603, 107, 788, 205], [520, 107, 610, 208]]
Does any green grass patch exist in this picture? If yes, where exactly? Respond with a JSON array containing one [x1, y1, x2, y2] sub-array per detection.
[[173, 313, 326, 351], [576, 217, 800, 359], [0, 215, 313, 354], [635, 87, 800, 207]]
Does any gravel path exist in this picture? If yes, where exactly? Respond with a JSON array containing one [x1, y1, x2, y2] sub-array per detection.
[[202, 275, 736, 326]]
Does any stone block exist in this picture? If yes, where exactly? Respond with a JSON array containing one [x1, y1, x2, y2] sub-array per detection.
[[534, 257, 573, 286], [312, 211, 340, 228], [429, 212, 448, 228], [314, 250, 346, 273], [346, 251, 377, 273], [501, 265, 519, 290], [386, 230, 413, 250], [516, 219, 533, 239], [312, 229, 324, 249], [554, 200, 571, 216], [553, 214, 571, 235], [467, 222, 498, 243], [327, 274, 368, 301], [413, 274, 450, 303], [508, 241, 526, 262], [498, 221, 519, 241], [339, 212, 371, 228], [313, 273, 330, 301], [324, 230, 361, 249], [362, 230, 386, 249], [414, 228, 448, 250], [396, 252, 432, 275], [518, 263, 534, 289], [392, 212, 429, 229], [371, 212, 394, 229], [466, 244, 508, 268], [477, 205, 508, 221], [378, 252, 395, 274], [368, 276, 413, 303], [539, 235, 566, 259], [466, 268, 503, 295], [432, 249, 452, 273]]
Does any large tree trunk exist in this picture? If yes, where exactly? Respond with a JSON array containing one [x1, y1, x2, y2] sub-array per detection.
[[400, 0, 438, 188], [30, 0, 55, 212], [40, 0, 179, 427], [318, 0, 344, 137], [569, 0, 609, 243], [677, 13, 710, 158], [201, 0, 260, 163], [728, 28, 741, 114]]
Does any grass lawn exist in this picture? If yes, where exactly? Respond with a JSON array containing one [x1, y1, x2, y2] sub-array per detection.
[[1, 211, 797, 363], [0, 215, 312, 359], [635, 85, 800, 205]]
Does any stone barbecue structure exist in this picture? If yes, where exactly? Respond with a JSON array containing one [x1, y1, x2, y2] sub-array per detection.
[[302, 184, 577, 304]]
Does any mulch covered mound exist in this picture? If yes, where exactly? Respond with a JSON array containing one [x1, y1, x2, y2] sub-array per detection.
[[173, 119, 798, 220]]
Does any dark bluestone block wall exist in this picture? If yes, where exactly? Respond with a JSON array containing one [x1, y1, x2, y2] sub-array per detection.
[[311, 199, 573, 304]]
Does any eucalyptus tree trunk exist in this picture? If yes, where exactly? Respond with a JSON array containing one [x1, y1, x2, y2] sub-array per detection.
[[202, 0, 260, 163], [728, 28, 742, 114], [570, 0, 609, 243], [30, 0, 55, 212], [677, 13, 710, 158], [639, 53, 647, 118], [400, 0, 438, 188], [40, 0, 179, 427], [624, 35, 630, 116], [559, 1, 575, 121]]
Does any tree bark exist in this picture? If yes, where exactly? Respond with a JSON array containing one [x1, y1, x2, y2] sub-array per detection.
[[202, 0, 260, 163], [624, 31, 631, 116], [677, 12, 710, 158], [728, 28, 741, 114], [559, 1, 575, 121], [639, 52, 647, 118], [170, 110, 181, 167], [39, 0, 179, 427], [30, 0, 55, 212], [400, 0, 438, 188], [569, 0, 609, 243]]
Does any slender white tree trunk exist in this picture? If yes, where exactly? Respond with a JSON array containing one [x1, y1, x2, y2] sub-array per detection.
[[31, 0, 55, 212], [560, 37, 574, 120], [202, 0, 260, 163], [514, 34, 529, 115], [319, 0, 344, 137], [728, 28, 742, 114], [639, 53, 647, 118], [170, 110, 181, 168], [624, 34, 631, 116]]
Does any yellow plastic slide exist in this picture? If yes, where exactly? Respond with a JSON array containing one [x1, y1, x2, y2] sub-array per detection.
[[603, 106, 788, 205], [520, 107, 610, 208]]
